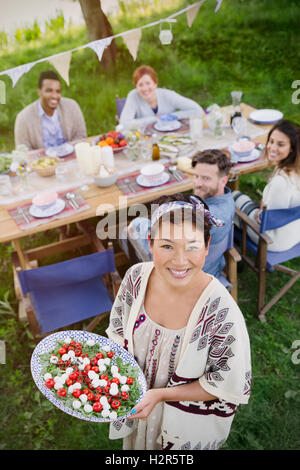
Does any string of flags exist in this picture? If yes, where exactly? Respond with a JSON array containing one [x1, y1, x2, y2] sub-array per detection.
[[0, 0, 223, 88]]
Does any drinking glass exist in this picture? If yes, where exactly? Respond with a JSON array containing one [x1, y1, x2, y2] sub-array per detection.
[[232, 116, 248, 138], [0, 174, 13, 197], [55, 164, 69, 183], [231, 90, 243, 107]]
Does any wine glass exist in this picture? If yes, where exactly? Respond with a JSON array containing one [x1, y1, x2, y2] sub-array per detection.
[[232, 116, 248, 138]]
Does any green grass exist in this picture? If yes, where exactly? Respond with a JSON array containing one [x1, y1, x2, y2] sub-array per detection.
[[0, 0, 300, 451]]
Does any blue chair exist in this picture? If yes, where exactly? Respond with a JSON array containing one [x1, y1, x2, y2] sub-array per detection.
[[234, 205, 300, 321], [16, 246, 122, 339], [115, 95, 126, 122]]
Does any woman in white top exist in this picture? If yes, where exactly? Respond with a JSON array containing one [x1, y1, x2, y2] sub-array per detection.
[[106, 193, 251, 450], [234, 119, 300, 251], [119, 65, 203, 129]]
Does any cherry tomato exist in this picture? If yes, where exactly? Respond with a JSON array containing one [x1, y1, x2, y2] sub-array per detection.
[[72, 389, 81, 398], [111, 399, 121, 409], [107, 351, 114, 358], [69, 372, 79, 381], [75, 349, 82, 357], [84, 364, 92, 371], [93, 402, 103, 412], [96, 387, 103, 393], [96, 353, 104, 359], [101, 374, 109, 381], [87, 393, 94, 402], [65, 378, 73, 387], [103, 385, 110, 394], [126, 377, 134, 385], [119, 139, 127, 147], [121, 391, 130, 401], [82, 388, 90, 395], [111, 377, 120, 385], [94, 393, 101, 402], [91, 366, 99, 374], [57, 388, 67, 397], [45, 378, 55, 388], [58, 347, 67, 356]]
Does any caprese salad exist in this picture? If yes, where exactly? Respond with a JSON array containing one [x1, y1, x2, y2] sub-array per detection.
[[39, 337, 141, 420]]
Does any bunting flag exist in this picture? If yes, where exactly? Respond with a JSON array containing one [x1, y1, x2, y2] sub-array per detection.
[[215, 0, 223, 12], [48, 51, 72, 86], [186, 0, 206, 27], [122, 29, 142, 61], [5, 62, 36, 88], [0, 0, 222, 87], [87, 37, 113, 62]]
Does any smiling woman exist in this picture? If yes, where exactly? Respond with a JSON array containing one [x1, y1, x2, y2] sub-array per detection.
[[106, 193, 252, 451]]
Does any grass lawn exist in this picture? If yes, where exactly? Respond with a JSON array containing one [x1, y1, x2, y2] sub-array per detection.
[[0, 0, 300, 451]]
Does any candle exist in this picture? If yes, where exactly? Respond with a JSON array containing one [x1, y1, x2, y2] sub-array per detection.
[[189, 115, 203, 140], [74, 142, 94, 175], [101, 145, 115, 169], [91, 145, 102, 174]]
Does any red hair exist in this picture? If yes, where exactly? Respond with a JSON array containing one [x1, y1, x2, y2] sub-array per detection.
[[133, 65, 158, 86]]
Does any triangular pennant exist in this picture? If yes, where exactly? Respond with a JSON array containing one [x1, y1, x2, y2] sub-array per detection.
[[122, 29, 142, 61], [5, 62, 35, 88], [87, 37, 113, 62], [186, 1, 205, 28], [48, 51, 72, 86], [215, 0, 223, 13]]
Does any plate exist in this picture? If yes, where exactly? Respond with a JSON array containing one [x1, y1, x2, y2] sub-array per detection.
[[29, 198, 65, 218], [45, 143, 74, 158], [30, 330, 147, 423], [154, 120, 182, 132], [232, 148, 261, 163], [249, 109, 283, 125], [136, 172, 170, 187]]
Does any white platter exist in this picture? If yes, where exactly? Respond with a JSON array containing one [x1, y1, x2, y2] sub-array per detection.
[[249, 109, 283, 125], [136, 172, 170, 187], [29, 198, 65, 218]]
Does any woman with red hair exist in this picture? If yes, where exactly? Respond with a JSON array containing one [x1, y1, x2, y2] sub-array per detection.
[[120, 65, 203, 129]]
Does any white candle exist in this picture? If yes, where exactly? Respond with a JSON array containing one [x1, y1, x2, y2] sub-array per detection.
[[91, 145, 102, 173], [189, 115, 203, 140], [101, 145, 115, 169], [74, 142, 94, 175]]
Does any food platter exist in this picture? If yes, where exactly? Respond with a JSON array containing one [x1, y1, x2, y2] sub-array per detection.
[[31, 330, 147, 422]]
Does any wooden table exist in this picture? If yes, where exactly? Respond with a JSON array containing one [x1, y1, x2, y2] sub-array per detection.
[[0, 103, 273, 273]]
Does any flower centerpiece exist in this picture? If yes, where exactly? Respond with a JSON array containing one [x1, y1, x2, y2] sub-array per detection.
[[205, 104, 226, 137]]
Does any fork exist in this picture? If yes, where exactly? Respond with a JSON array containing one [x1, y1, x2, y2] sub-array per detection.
[[124, 178, 135, 193], [18, 207, 30, 224]]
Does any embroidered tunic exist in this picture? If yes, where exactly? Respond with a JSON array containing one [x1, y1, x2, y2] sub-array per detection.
[[106, 262, 251, 450]]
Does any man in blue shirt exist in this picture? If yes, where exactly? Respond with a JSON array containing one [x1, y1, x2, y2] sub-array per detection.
[[15, 70, 87, 150], [121, 149, 235, 279]]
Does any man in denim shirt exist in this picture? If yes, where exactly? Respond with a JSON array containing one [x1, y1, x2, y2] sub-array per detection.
[[121, 150, 234, 280]]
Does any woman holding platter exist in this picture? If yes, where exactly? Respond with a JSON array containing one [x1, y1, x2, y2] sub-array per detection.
[[119, 65, 203, 130], [106, 193, 251, 450]]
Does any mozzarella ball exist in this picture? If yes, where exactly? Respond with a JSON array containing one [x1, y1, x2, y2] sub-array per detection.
[[103, 358, 111, 366], [121, 384, 129, 392], [86, 339, 95, 347], [44, 373, 52, 381], [109, 411, 118, 420], [84, 404, 93, 413], [102, 345, 111, 352], [79, 394, 88, 403], [119, 376, 127, 384], [72, 400, 81, 410], [50, 355, 58, 364], [101, 409, 110, 418], [64, 336, 72, 344]]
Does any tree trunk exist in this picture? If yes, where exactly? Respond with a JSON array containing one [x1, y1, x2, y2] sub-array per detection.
[[79, 0, 117, 69]]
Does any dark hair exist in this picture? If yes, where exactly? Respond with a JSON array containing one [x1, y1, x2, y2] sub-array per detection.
[[149, 193, 211, 247], [38, 70, 61, 89], [133, 65, 158, 86], [267, 119, 300, 176], [191, 149, 233, 176]]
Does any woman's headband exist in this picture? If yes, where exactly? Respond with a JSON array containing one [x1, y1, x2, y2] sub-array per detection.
[[150, 196, 224, 228]]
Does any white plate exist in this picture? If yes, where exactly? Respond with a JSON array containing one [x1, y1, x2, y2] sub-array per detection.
[[30, 330, 147, 423], [29, 198, 65, 218], [154, 120, 182, 132], [136, 172, 170, 187], [233, 148, 261, 163], [45, 143, 74, 158], [249, 109, 283, 125]]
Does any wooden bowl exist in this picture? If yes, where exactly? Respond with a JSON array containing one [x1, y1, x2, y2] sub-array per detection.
[[31, 156, 60, 177]]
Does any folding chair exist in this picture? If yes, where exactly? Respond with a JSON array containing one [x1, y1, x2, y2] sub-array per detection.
[[121, 221, 241, 301], [234, 205, 300, 321], [115, 94, 126, 123], [15, 242, 122, 340]]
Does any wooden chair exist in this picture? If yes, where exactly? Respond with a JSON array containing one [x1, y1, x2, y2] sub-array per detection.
[[13, 222, 122, 340], [234, 205, 300, 321], [121, 221, 241, 302], [115, 94, 126, 123]]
